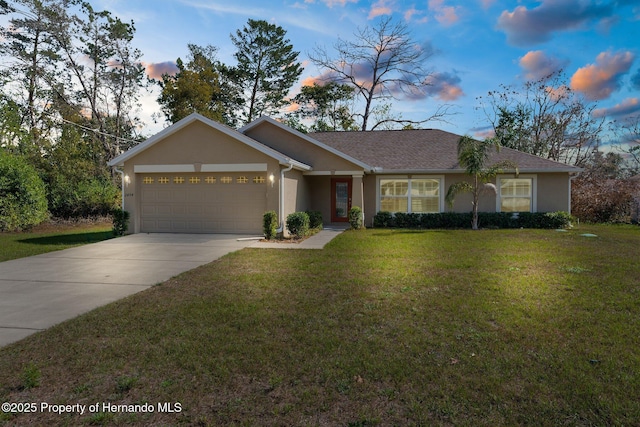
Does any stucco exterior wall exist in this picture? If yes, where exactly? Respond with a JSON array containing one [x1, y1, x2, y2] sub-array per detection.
[[307, 176, 331, 224], [244, 123, 362, 172], [362, 175, 377, 226], [283, 169, 310, 222], [537, 173, 571, 212]]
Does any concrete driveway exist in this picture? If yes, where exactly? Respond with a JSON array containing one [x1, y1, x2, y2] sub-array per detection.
[[0, 233, 259, 347]]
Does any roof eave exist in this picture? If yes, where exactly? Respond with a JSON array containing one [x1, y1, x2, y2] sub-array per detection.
[[370, 167, 582, 174]]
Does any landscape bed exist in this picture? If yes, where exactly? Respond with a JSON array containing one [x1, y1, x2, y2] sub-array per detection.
[[0, 225, 638, 426]]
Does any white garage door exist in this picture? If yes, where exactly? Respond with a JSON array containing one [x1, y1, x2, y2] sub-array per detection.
[[139, 173, 267, 233]]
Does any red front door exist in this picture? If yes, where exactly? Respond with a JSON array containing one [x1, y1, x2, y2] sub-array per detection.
[[331, 178, 352, 222]]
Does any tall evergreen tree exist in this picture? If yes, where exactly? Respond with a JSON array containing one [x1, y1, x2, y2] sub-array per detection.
[[230, 19, 303, 124], [157, 44, 233, 125]]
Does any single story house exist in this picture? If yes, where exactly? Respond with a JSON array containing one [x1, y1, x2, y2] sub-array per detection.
[[107, 113, 581, 234]]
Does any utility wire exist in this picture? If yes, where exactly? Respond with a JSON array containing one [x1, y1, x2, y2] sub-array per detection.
[[59, 117, 142, 144]]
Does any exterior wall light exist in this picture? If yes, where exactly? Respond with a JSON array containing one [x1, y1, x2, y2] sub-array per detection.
[[124, 175, 131, 186], [269, 173, 275, 187]]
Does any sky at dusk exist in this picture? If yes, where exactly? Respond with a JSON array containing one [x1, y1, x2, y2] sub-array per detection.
[[95, 0, 640, 140]]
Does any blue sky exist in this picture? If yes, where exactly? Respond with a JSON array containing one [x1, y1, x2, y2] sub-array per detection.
[[96, 0, 640, 138]]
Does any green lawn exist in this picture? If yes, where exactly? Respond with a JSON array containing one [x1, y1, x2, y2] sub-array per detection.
[[0, 221, 113, 262], [0, 225, 638, 426]]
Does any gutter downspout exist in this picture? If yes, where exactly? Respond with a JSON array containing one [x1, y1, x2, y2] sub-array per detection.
[[114, 167, 125, 209], [277, 163, 295, 233]]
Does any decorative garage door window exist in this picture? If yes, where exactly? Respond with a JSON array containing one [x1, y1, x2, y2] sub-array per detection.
[[143, 174, 266, 186]]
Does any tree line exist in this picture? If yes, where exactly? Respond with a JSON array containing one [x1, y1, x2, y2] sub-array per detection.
[[1, 0, 638, 229]]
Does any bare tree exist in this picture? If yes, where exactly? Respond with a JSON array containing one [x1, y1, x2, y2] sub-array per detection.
[[309, 16, 448, 131], [478, 71, 604, 167], [612, 114, 640, 175]]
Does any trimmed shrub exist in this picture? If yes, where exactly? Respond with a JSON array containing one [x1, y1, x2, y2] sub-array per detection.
[[0, 151, 49, 231], [372, 211, 573, 230], [518, 211, 574, 229], [306, 210, 323, 230], [112, 209, 130, 236], [286, 212, 310, 238], [373, 211, 394, 228], [263, 211, 278, 240], [348, 206, 364, 229]]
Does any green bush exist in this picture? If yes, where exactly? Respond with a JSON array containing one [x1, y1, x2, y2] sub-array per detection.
[[0, 151, 49, 231], [373, 211, 394, 228], [306, 210, 323, 230], [372, 211, 573, 230], [348, 206, 364, 229], [263, 210, 278, 240], [518, 211, 574, 229], [112, 209, 130, 236], [286, 212, 310, 238], [49, 178, 119, 218]]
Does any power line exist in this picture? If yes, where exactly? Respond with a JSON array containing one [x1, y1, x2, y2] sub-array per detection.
[[59, 117, 142, 144]]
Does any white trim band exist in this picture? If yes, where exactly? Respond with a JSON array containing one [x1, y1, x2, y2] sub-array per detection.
[[134, 164, 195, 173], [201, 163, 268, 172]]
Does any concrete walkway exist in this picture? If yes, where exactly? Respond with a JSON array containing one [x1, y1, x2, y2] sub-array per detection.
[[0, 234, 257, 347], [248, 227, 347, 249]]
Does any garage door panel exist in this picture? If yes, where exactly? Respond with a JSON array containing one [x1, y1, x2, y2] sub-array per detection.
[[139, 173, 266, 233], [187, 205, 204, 215], [157, 205, 171, 215]]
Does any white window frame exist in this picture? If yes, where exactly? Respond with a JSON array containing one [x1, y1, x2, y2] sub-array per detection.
[[496, 175, 537, 213], [376, 175, 445, 214]]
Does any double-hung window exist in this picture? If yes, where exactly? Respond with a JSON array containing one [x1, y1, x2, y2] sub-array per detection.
[[498, 176, 536, 212], [379, 177, 442, 213]]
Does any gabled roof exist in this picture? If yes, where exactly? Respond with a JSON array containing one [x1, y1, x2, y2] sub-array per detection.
[[240, 116, 375, 171], [108, 113, 311, 170], [309, 129, 582, 173]]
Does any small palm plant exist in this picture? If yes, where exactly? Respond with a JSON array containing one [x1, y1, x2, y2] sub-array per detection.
[[445, 135, 518, 230]]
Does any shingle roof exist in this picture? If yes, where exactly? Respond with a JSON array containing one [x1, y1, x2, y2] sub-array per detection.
[[309, 129, 581, 173]]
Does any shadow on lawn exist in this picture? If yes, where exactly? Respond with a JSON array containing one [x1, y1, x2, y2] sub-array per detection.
[[18, 231, 114, 246]]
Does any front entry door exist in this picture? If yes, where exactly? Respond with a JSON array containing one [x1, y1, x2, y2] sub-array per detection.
[[331, 178, 352, 222]]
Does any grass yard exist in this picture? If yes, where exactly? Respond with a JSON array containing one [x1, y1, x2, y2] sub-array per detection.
[[0, 220, 113, 262], [0, 225, 638, 426]]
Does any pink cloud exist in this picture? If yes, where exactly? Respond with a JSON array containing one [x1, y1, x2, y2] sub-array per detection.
[[318, 0, 358, 7], [479, 0, 496, 9], [497, 0, 614, 46], [144, 61, 179, 80], [474, 127, 496, 140], [570, 50, 635, 101], [428, 0, 460, 26], [422, 72, 465, 101], [593, 98, 640, 118], [404, 7, 428, 23], [368, 0, 394, 19], [519, 50, 566, 80]]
